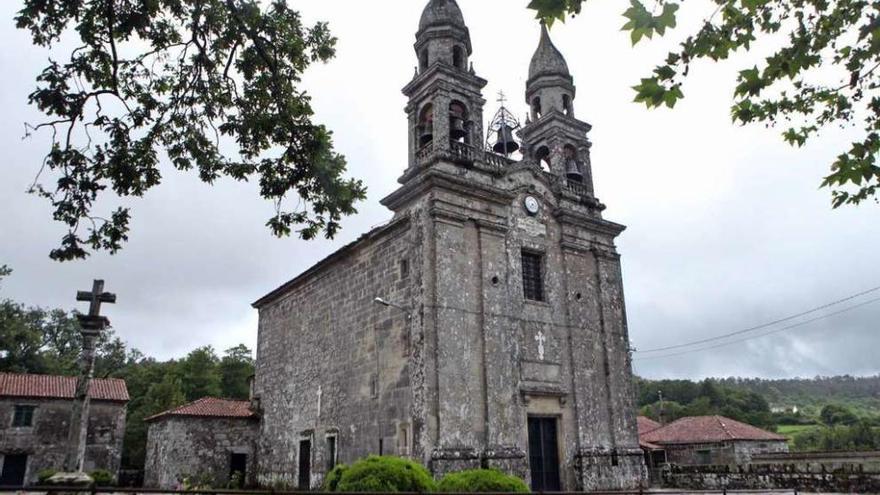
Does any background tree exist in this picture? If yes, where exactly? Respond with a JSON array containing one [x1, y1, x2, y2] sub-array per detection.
[[16, 0, 366, 261], [528, 0, 880, 207], [820, 403, 860, 426], [219, 344, 255, 399], [177, 346, 221, 401]]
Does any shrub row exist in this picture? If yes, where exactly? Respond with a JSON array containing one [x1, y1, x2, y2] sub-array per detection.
[[323, 456, 528, 493]]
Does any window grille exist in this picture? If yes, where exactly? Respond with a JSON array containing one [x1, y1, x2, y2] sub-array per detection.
[[521, 251, 545, 302]]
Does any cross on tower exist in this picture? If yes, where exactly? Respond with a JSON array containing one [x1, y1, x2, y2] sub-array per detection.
[[76, 279, 116, 330]]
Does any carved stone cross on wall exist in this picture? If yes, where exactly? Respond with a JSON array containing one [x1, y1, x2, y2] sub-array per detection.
[[535, 331, 547, 361]]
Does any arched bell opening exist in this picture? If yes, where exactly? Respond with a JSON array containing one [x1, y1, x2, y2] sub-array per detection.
[[419, 49, 429, 73], [563, 94, 574, 117], [536, 145, 551, 173], [418, 103, 434, 148], [449, 101, 469, 144], [564, 144, 583, 182], [531, 97, 543, 120], [453, 46, 466, 70]]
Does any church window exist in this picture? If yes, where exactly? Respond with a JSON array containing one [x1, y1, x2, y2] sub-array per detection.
[[531, 97, 543, 119], [326, 435, 338, 470], [418, 104, 434, 148], [611, 451, 619, 467], [449, 101, 468, 144], [370, 374, 379, 398], [419, 49, 429, 72], [12, 405, 35, 427], [563, 94, 573, 116], [536, 146, 551, 172], [453, 46, 464, 69], [399, 258, 409, 279], [378, 438, 384, 455], [521, 251, 545, 302]]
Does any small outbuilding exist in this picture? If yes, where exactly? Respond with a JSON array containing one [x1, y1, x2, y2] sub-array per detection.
[[143, 398, 259, 489], [640, 415, 788, 467], [0, 372, 129, 486]]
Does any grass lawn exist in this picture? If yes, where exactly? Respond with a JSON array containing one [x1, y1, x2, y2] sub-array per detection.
[[777, 424, 819, 437]]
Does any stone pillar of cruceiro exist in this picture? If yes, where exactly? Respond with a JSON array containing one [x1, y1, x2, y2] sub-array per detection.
[[50, 280, 116, 486]]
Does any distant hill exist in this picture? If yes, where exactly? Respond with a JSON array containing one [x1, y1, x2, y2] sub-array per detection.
[[714, 375, 880, 417]]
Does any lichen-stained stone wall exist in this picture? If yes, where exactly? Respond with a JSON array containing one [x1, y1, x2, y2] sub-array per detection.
[[0, 398, 126, 485], [665, 440, 790, 467], [253, 218, 417, 488], [143, 417, 259, 489]]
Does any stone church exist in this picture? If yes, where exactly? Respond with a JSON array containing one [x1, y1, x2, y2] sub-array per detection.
[[147, 0, 646, 491]]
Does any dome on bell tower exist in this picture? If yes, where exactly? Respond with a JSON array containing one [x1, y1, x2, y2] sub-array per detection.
[[528, 24, 571, 82], [419, 0, 467, 32]]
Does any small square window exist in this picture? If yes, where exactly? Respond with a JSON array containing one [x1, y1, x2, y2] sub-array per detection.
[[521, 251, 545, 302], [13, 405, 35, 427]]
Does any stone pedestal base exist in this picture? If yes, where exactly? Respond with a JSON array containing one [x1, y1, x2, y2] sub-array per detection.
[[575, 446, 647, 491], [430, 448, 481, 478], [46, 471, 94, 487], [482, 445, 528, 480]]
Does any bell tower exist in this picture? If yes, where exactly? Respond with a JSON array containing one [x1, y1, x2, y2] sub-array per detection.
[[402, 0, 487, 177], [520, 25, 595, 196]]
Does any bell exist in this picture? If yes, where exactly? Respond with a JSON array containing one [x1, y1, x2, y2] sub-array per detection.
[[566, 158, 584, 182], [493, 124, 520, 154], [419, 124, 433, 146], [450, 116, 467, 141]]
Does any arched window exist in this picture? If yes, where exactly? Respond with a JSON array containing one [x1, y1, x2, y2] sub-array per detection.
[[536, 145, 551, 172], [452, 46, 465, 70], [531, 97, 543, 120], [563, 94, 573, 117], [419, 49, 429, 72], [563, 144, 583, 182], [449, 101, 468, 144], [418, 103, 434, 147]]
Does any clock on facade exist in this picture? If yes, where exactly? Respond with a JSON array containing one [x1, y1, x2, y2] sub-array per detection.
[[523, 195, 540, 215]]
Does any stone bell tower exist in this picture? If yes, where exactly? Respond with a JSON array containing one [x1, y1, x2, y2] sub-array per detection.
[[520, 25, 596, 199], [403, 0, 487, 177]]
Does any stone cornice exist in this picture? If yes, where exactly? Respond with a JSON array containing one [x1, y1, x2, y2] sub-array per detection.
[[402, 63, 487, 99], [382, 167, 515, 212], [554, 207, 626, 238]]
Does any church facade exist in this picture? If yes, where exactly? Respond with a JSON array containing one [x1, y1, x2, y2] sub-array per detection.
[[250, 0, 645, 491]]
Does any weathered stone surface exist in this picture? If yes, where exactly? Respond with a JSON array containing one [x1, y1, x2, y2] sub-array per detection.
[[0, 398, 126, 486], [143, 416, 259, 489], [45, 471, 93, 486]]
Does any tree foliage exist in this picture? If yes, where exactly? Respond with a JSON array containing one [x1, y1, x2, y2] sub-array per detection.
[[436, 469, 530, 493], [528, 0, 880, 207], [15, 0, 366, 261], [329, 456, 436, 493]]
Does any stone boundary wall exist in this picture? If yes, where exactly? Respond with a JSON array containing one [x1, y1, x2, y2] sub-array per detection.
[[662, 464, 880, 493]]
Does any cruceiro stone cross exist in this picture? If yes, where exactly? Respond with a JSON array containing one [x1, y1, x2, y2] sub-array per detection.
[[65, 280, 116, 473], [535, 331, 547, 361]]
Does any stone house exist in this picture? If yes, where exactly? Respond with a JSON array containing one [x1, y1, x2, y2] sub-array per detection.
[[144, 0, 647, 491], [143, 398, 259, 489], [639, 415, 789, 467], [247, 0, 645, 491], [0, 372, 128, 486]]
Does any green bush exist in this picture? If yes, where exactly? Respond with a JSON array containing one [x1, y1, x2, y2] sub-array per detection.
[[36, 469, 58, 484], [323, 464, 349, 492], [330, 456, 435, 493], [437, 469, 529, 493], [90, 470, 115, 487]]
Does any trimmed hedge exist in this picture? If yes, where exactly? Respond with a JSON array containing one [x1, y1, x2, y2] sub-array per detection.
[[90, 469, 115, 486], [437, 469, 529, 493], [328, 456, 436, 492]]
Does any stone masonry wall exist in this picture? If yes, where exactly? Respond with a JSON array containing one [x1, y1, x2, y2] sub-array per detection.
[[665, 440, 789, 467], [253, 219, 416, 488], [143, 417, 259, 489], [663, 464, 880, 493], [0, 398, 126, 485]]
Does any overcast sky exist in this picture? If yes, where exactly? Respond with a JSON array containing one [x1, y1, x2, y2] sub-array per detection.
[[1, 1, 878, 380]]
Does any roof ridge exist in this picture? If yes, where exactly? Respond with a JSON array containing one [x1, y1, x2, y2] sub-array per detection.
[[715, 415, 735, 439]]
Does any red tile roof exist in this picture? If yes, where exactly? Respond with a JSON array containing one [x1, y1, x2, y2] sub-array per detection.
[[0, 373, 129, 402], [641, 415, 787, 445], [638, 416, 662, 436], [145, 397, 257, 422]]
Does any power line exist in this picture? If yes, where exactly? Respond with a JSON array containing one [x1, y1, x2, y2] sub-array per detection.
[[634, 295, 880, 361], [636, 285, 880, 354]]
